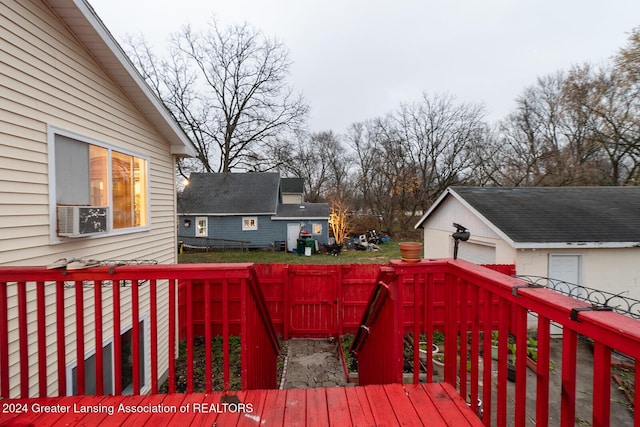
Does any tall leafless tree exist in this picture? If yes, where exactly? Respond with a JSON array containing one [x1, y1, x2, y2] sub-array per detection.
[[125, 19, 308, 176], [278, 131, 353, 203]]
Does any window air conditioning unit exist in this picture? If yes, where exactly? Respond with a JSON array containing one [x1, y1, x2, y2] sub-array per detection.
[[57, 206, 108, 237]]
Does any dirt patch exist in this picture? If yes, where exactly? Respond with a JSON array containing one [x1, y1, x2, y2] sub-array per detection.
[[160, 336, 288, 393]]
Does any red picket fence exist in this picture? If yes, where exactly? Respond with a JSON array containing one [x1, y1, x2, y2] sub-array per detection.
[[0, 264, 279, 399], [352, 259, 640, 427]]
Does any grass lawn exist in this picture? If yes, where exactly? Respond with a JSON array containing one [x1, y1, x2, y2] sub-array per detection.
[[179, 240, 407, 264]]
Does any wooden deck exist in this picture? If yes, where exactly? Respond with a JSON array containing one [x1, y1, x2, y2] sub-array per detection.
[[0, 383, 483, 426]]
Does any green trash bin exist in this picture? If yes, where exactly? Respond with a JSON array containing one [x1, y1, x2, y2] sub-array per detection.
[[305, 238, 316, 254]]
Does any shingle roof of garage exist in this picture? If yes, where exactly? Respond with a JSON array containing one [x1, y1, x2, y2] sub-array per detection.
[[178, 173, 280, 214], [416, 186, 640, 244]]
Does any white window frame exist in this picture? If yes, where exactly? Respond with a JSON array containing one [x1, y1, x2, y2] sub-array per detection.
[[242, 216, 258, 231], [195, 216, 208, 237], [312, 223, 322, 235], [48, 126, 151, 242]]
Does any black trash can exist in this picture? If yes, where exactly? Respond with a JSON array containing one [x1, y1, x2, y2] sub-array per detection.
[[297, 238, 306, 256]]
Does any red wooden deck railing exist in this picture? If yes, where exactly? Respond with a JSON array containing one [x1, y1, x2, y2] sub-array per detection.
[[181, 263, 513, 339], [352, 259, 640, 427], [0, 264, 279, 399]]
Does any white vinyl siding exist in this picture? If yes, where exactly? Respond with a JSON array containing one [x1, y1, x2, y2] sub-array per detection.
[[1, 1, 179, 398]]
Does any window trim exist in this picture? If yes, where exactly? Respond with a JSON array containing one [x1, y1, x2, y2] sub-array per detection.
[[195, 216, 208, 237], [48, 126, 151, 242], [242, 216, 258, 231]]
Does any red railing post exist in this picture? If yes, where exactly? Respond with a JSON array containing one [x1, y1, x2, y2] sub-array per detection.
[[168, 279, 176, 394], [459, 278, 468, 403], [222, 278, 230, 390], [113, 278, 121, 395], [514, 305, 528, 426], [412, 272, 422, 385], [56, 280, 66, 396], [0, 280, 9, 398], [560, 329, 578, 427], [131, 279, 140, 395], [480, 287, 493, 427], [149, 279, 158, 394], [186, 279, 194, 393], [424, 271, 434, 384], [94, 280, 104, 396], [36, 281, 47, 397], [444, 272, 458, 385], [536, 316, 551, 427], [204, 279, 212, 393], [497, 296, 509, 426], [240, 277, 248, 390], [468, 284, 480, 418], [74, 281, 85, 396], [17, 282, 29, 397], [592, 341, 611, 426]]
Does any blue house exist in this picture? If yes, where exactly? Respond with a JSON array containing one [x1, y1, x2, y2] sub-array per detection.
[[177, 173, 330, 250]]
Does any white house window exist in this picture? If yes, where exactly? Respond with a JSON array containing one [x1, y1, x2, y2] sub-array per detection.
[[312, 224, 322, 235], [196, 217, 208, 237], [242, 217, 258, 231], [52, 131, 149, 236]]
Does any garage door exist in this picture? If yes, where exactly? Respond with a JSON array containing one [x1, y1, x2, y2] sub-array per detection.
[[457, 241, 496, 264]]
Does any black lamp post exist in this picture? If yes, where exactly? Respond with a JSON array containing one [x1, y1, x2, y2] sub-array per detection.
[[452, 223, 470, 260]]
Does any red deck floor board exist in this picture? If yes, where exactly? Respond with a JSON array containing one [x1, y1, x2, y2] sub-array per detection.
[[305, 387, 329, 426], [283, 388, 306, 427], [326, 387, 352, 425], [364, 383, 399, 426], [237, 389, 268, 426], [384, 383, 424, 426], [344, 385, 376, 426], [403, 383, 449, 427], [0, 383, 484, 426]]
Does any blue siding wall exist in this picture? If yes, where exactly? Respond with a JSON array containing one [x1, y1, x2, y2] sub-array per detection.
[[178, 215, 329, 249]]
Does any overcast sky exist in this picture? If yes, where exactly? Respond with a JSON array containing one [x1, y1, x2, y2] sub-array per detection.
[[90, 0, 640, 134]]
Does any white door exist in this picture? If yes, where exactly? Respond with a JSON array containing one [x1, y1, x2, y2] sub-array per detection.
[[287, 223, 301, 252], [548, 254, 585, 302], [548, 254, 582, 335]]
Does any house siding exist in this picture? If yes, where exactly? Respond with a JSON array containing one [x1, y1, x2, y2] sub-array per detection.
[[179, 215, 278, 249], [1, 1, 178, 397], [178, 215, 330, 249]]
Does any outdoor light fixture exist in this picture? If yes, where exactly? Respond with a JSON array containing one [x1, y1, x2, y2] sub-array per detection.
[[452, 223, 470, 260], [184, 219, 191, 228]]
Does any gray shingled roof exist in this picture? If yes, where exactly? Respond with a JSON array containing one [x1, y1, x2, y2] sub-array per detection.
[[178, 173, 280, 214], [448, 187, 640, 243], [280, 178, 304, 194], [274, 203, 330, 219]]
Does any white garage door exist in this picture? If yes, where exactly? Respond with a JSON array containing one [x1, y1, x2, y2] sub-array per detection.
[[456, 241, 496, 264], [548, 254, 583, 296]]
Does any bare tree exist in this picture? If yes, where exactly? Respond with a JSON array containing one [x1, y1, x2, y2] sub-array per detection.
[[615, 26, 640, 84], [396, 93, 487, 203], [278, 131, 353, 202], [125, 19, 308, 176], [347, 94, 486, 235]]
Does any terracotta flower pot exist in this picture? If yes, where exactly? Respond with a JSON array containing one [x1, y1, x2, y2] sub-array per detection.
[[399, 242, 423, 262]]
